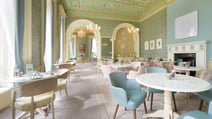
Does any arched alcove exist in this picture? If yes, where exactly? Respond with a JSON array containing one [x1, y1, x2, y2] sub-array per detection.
[[66, 19, 101, 61], [65, 19, 101, 60], [111, 23, 139, 59]]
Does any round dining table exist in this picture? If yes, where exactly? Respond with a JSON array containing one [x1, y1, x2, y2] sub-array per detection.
[[136, 73, 211, 119]]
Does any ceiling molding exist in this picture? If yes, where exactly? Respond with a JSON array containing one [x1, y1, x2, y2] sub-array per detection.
[[62, 0, 175, 22]]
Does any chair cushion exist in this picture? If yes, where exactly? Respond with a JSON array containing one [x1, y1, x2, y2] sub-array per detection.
[[198, 90, 212, 103], [125, 89, 147, 109], [177, 111, 212, 119], [148, 87, 164, 93], [15, 92, 54, 111]]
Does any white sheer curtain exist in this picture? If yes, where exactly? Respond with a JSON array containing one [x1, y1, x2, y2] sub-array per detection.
[[0, 0, 16, 81], [44, 0, 53, 72]]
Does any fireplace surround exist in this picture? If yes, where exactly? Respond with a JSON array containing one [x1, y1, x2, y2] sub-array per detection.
[[168, 41, 207, 69]]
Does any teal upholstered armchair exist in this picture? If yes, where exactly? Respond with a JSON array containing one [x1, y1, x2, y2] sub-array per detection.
[[109, 71, 147, 119], [177, 101, 212, 119], [145, 67, 177, 111]]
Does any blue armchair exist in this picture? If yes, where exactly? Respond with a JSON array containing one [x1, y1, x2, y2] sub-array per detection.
[[146, 67, 177, 111], [109, 71, 147, 119], [177, 101, 212, 119]]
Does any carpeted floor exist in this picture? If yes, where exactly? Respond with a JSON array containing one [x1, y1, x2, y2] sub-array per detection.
[[0, 63, 208, 119]]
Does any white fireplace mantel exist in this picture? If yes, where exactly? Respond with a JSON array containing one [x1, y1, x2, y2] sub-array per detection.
[[167, 41, 207, 69]]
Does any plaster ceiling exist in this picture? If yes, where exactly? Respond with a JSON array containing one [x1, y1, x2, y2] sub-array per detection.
[[61, 0, 173, 22]]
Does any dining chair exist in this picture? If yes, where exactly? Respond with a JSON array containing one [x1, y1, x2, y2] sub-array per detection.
[[177, 101, 212, 119], [127, 65, 146, 79], [197, 70, 212, 110], [11, 76, 58, 119], [101, 64, 118, 85], [55, 68, 70, 98], [109, 71, 147, 119], [145, 67, 177, 111], [175, 61, 191, 74]]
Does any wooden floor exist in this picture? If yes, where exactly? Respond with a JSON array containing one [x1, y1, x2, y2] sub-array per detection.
[[0, 63, 208, 119]]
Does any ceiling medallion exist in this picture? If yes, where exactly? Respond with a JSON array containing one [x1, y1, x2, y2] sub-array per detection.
[[71, 0, 80, 8]]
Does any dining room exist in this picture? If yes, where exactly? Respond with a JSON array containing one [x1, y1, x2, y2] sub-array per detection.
[[1, 0, 212, 119]]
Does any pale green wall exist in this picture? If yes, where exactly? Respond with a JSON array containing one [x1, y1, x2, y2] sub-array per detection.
[[66, 18, 139, 56], [139, 10, 167, 58], [76, 35, 90, 57], [66, 18, 138, 38], [101, 38, 112, 57], [32, 0, 42, 66], [167, 0, 212, 60]]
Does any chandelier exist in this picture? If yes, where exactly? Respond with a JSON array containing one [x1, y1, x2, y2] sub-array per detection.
[[77, 30, 86, 38], [127, 27, 139, 33], [86, 24, 101, 32]]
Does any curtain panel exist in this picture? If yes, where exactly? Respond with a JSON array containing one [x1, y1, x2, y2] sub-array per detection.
[[15, 0, 25, 72]]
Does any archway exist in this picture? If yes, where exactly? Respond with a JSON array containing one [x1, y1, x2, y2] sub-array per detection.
[[65, 19, 101, 61], [111, 23, 139, 59]]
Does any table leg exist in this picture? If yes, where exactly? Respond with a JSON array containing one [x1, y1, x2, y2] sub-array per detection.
[[142, 91, 179, 119]]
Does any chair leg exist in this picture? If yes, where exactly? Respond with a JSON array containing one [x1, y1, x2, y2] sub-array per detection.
[[51, 99, 55, 119], [113, 104, 119, 119], [133, 109, 136, 119], [64, 87, 69, 98], [11, 106, 15, 119], [147, 93, 151, 101], [150, 93, 154, 111], [143, 101, 147, 114], [172, 93, 177, 112], [199, 99, 204, 110]]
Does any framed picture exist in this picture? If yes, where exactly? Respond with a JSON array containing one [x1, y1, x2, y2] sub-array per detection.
[[150, 40, 155, 50], [156, 38, 162, 49], [144, 41, 149, 50], [175, 11, 198, 39], [79, 44, 85, 52]]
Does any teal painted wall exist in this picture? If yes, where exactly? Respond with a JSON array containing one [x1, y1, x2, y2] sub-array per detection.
[[167, 0, 212, 60], [139, 10, 167, 58], [32, 0, 42, 66]]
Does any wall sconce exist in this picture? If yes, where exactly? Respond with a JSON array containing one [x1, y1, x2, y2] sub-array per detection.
[[86, 24, 101, 32], [102, 43, 108, 46], [127, 27, 139, 33]]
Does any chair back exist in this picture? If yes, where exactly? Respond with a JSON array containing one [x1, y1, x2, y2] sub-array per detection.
[[101, 65, 116, 79], [55, 68, 69, 79], [200, 70, 212, 81], [146, 67, 167, 73], [58, 63, 71, 69], [109, 71, 128, 106], [162, 62, 174, 73], [16, 76, 58, 97], [109, 71, 127, 89]]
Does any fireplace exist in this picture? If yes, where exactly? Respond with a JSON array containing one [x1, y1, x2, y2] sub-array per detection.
[[174, 53, 196, 76], [174, 53, 196, 66], [168, 41, 207, 75]]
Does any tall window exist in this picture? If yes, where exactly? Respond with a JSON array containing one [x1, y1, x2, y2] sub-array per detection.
[[0, 0, 16, 81], [70, 35, 76, 58], [91, 38, 97, 58]]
